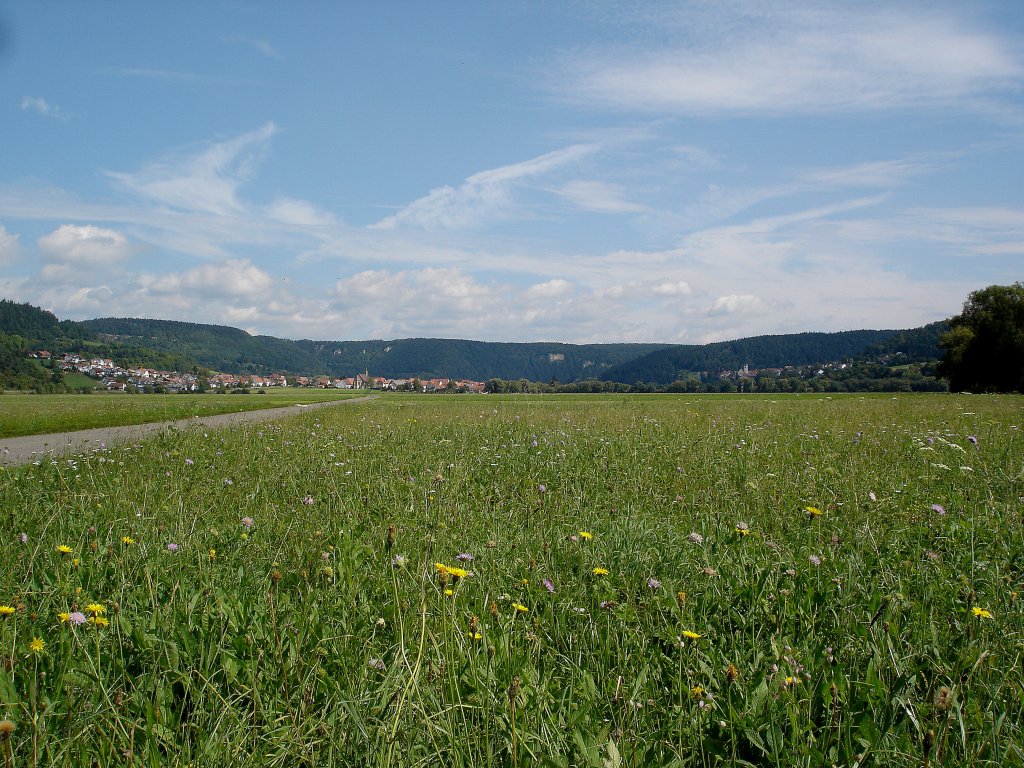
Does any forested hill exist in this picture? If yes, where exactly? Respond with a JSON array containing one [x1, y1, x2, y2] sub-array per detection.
[[600, 322, 948, 385], [82, 317, 668, 380]]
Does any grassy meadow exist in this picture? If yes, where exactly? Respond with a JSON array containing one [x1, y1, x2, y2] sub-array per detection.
[[0, 393, 1021, 766], [0, 389, 364, 439]]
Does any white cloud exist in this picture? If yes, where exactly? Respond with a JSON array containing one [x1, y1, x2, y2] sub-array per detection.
[[149, 258, 275, 299], [0, 225, 20, 265], [372, 144, 599, 230], [265, 198, 336, 227], [555, 181, 644, 213], [525, 278, 574, 299], [553, 5, 1022, 115], [38, 224, 132, 266], [20, 96, 70, 121], [650, 280, 692, 297], [106, 122, 279, 216], [708, 294, 768, 316]]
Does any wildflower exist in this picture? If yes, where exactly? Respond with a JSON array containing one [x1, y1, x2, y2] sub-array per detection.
[[691, 686, 704, 697], [537, 484, 546, 493], [868, 491, 877, 502], [58, 612, 70, 623], [0, 605, 15, 617], [56, 544, 73, 555], [809, 555, 822, 567], [688, 532, 704, 544], [368, 658, 386, 671], [592, 567, 609, 576], [468, 631, 483, 640], [512, 602, 528, 613], [67, 611, 86, 626], [681, 630, 702, 640], [972, 606, 993, 619], [677, 591, 687, 603], [456, 553, 474, 562], [735, 522, 750, 536], [444, 589, 454, 597], [646, 577, 661, 589], [599, 600, 615, 610], [166, 542, 179, 553], [702, 567, 718, 577], [579, 531, 593, 540], [302, 496, 314, 505], [121, 536, 135, 545], [934, 686, 953, 712], [726, 663, 739, 683], [967, 435, 978, 446], [931, 504, 947, 515], [90, 616, 109, 628], [184, 458, 194, 465], [241, 517, 255, 529], [19, 533, 27, 544], [85, 603, 105, 616], [0, 720, 15, 737], [209, 549, 217, 560], [29, 637, 45, 654], [392, 554, 407, 567], [805, 506, 823, 517], [542, 578, 555, 593]]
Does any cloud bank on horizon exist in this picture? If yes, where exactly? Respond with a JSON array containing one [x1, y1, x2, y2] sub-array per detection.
[[0, 1, 1022, 344]]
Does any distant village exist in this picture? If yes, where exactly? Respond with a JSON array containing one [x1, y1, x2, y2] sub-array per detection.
[[32, 351, 487, 393]]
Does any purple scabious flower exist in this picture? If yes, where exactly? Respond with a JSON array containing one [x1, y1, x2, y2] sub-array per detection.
[[688, 532, 704, 544], [302, 495, 314, 505], [542, 578, 555, 593], [647, 577, 661, 589], [931, 504, 947, 515], [241, 516, 255, 529], [537, 484, 546, 494], [967, 435, 979, 446], [19, 533, 28, 544], [166, 542, 179, 553], [68, 611, 87, 626], [809, 555, 822, 567]]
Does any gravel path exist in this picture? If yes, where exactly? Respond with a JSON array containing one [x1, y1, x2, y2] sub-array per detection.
[[0, 394, 378, 467]]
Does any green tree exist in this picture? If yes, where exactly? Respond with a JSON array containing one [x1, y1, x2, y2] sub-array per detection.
[[938, 283, 1024, 393]]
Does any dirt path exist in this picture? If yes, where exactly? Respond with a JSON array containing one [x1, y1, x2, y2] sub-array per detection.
[[0, 394, 379, 467]]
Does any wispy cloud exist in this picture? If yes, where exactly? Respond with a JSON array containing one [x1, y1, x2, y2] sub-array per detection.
[[20, 96, 70, 121], [105, 122, 279, 216], [226, 34, 282, 60], [550, 4, 1022, 116], [105, 67, 205, 83], [371, 144, 600, 230], [554, 180, 645, 213]]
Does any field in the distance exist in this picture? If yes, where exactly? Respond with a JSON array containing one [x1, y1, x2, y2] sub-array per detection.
[[1, 393, 1021, 767], [0, 389, 365, 438]]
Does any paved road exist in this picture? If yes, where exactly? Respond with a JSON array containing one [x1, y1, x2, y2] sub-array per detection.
[[0, 394, 378, 467]]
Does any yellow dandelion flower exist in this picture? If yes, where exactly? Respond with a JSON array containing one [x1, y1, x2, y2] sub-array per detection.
[[29, 637, 45, 654], [805, 506, 823, 517], [85, 603, 105, 616], [579, 531, 593, 540], [72, 558, 79, 567], [735, 527, 751, 536], [592, 567, 609, 576], [56, 544, 73, 555], [691, 686, 703, 697], [512, 602, 528, 613], [89, 616, 109, 628], [209, 549, 217, 560], [972, 606, 993, 619], [682, 630, 702, 640], [121, 536, 135, 545], [57, 612, 70, 624], [444, 589, 454, 597], [468, 631, 483, 640], [0, 605, 15, 617]]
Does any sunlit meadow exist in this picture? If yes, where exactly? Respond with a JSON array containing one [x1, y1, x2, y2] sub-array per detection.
[[1, 393, 1022, 767]]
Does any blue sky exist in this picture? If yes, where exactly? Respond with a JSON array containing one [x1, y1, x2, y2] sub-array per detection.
[[1, 1, 1022, 344]]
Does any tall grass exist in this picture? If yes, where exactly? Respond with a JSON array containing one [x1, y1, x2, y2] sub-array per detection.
[[0, 394, 1021, 766]]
